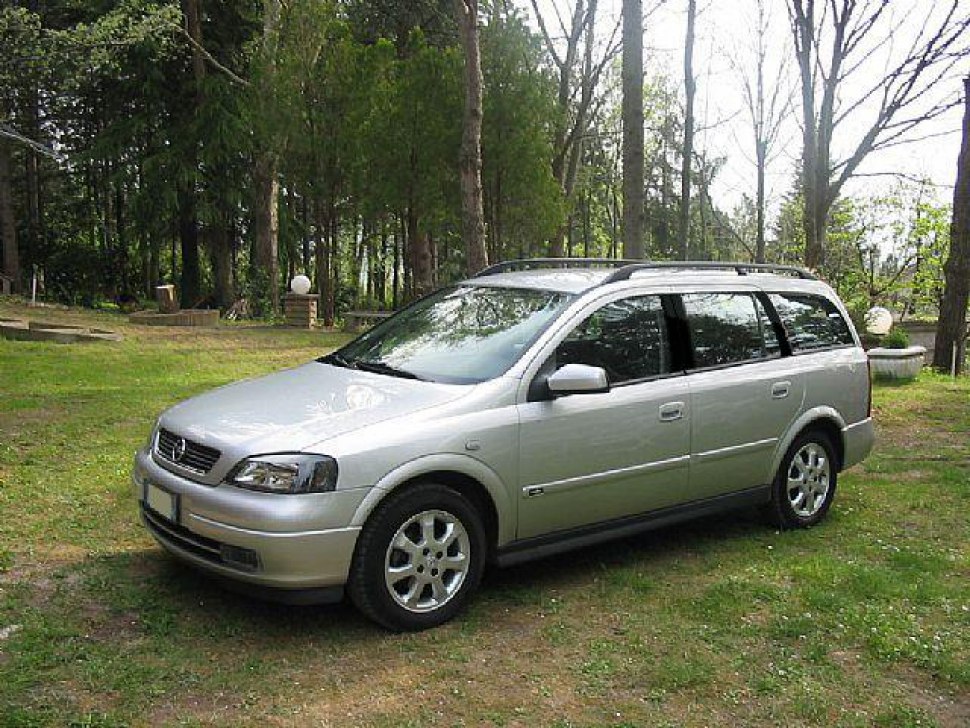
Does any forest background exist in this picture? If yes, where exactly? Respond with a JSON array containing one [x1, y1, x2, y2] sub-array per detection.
[[1, 0, 968, 349]]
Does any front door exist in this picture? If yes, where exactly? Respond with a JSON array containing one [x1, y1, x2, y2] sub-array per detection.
[[516, 294, 691, 539]]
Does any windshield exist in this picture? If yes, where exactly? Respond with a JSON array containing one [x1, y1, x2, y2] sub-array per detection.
[[324, 286, 573, 384]]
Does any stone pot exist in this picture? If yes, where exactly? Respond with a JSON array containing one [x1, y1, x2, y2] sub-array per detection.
[[867, 345, 927, 380]]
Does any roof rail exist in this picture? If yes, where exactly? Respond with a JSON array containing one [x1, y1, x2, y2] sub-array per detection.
[[474, 258, 641, 277], [599, 261, 817, 284], [474, 258, 816, 283]]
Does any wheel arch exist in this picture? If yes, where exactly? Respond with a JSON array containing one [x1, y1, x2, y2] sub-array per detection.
[[770, 407, 847, 479], [350, 454, 513, 554]]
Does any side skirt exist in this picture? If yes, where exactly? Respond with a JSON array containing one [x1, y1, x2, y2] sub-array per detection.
[[494, 485, 771, 568]]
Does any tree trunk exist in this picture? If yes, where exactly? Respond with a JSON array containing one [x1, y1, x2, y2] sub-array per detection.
[[622, 0, 644, 259], [455, 0, 488, 275], [677, 0, 696, 261], [252, 153, 280, 312], [25, 87, 42, 273], [0, 137, 18, 290], [407, 206, 432, 299], [252, 0, 282, 314], [313, 199, 334, 326], [177, 187, 201, 307], [756, 140, 766, 263], [179, 0, 205, 308], [933, 77, 970, 374], [210, 210, 234, 309]]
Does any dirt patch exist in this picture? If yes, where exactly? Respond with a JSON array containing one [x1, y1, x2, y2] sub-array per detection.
[[0, 405, 68, 432]]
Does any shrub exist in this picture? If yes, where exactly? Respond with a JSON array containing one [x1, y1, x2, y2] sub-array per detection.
[[883, 328, 910, 349]]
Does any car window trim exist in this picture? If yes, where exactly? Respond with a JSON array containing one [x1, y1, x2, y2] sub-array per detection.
[[755, 291, 793, 357], [787, 343, 857, 356], [608, 369, 687, 389]]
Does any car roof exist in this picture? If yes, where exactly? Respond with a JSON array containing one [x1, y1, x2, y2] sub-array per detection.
[[464, 262, 829, 297]]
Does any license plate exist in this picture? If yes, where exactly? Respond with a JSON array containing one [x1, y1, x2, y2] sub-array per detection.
[[146, 482, 178, 523]]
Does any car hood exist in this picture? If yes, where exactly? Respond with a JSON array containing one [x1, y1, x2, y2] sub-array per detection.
[[159, 361, 471, 455]]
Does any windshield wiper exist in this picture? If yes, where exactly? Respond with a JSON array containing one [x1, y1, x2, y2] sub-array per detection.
[[351, 359, 425, 380], [319, 352, 355, 368]]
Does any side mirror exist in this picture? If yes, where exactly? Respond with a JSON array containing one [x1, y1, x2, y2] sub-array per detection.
[[547, 363, 609, 395]]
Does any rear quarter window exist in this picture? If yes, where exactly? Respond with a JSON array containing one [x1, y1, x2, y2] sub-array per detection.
[[768, 293, 854, 352]]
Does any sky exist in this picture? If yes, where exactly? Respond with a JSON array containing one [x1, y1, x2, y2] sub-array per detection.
[[527, 0, 968, 218]]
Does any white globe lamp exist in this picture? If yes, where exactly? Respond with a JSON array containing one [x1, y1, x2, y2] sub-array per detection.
[[290, 274, 312, 296], [865, 306, 893, 336]]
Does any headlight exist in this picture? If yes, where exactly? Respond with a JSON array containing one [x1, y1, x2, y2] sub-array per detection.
[[226, 454, 338, 494]]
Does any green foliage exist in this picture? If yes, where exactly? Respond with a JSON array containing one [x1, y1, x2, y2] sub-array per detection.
[[883, 327, 910, 349], [773, 177, 951, 320], [481, 9, 564, 255]]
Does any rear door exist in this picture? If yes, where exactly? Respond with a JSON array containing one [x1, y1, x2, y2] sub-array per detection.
[[680, 291, 805, 499], [516, 293, 691, 539]]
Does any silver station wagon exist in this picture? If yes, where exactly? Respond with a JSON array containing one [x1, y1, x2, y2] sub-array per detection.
[[133, 259, 875, 630]]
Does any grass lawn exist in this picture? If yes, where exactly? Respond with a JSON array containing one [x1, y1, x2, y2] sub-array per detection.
[[1, 297, 968, 727]]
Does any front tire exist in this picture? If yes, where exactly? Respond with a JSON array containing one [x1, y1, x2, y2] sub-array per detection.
[[348, 483, 486, 631], [767, 430, 838, 529]]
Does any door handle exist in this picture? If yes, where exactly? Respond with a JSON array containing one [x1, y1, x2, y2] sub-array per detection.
[[771, 381, 791, 399], [659, 402, 684, 422]]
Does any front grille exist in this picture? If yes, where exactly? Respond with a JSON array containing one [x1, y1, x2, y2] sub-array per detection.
[[155, 428, 221, 474], [142, 505, 260, 572]]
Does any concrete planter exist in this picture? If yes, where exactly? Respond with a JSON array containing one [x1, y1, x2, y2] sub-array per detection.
[[868, 346, 926, 380]]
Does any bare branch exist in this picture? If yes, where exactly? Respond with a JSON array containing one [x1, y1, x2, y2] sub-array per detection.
[[170, 19, 249, 87], [0, 124, 64, 161], [529, 0, 564, 70]]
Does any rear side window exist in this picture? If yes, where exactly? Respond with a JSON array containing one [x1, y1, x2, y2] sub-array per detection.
[[768, 293, 854, 352], [556, 295, 670, 383], [682, 293, 768, 368]]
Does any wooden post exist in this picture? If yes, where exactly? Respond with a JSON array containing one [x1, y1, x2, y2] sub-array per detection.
[[156, 285, 179, 313]]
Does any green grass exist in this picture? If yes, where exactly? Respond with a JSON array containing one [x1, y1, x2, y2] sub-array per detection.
[[1, 297, 969, 727]]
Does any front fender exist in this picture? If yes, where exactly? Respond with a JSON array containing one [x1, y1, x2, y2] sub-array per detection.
[[350, 453, 515, 546]]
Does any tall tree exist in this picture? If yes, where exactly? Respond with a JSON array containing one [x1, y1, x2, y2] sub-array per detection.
[[677, 0, 696, 260], [177, 0, 206, 308], [530, 0, 619, 255], [622, 0, 644, 259], [933, 77, 970, 375], [789, 0, 970, 269], [734, 0, 791, 263], [454, 0, 487, 275], [252, 0, 282, 314], [0, 129, 17, 291]]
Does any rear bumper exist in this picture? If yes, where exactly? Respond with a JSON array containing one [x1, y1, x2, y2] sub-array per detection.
[[842, 417, 875, 470], [133, 448, 363, 593]]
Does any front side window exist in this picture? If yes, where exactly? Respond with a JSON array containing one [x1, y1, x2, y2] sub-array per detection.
[[682, 293, 768, 368], [329, 286, 573, 384], [555, 295, 670, 384], [769, 293, 854, 352]]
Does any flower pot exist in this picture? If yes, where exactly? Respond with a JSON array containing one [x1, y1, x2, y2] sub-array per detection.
[[867, 346, 926, 380]]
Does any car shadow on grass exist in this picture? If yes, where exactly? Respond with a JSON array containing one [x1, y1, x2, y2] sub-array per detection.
[[81, 505, 774, 643]]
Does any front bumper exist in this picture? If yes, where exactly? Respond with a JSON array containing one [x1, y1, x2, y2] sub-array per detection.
[[133, 447, 365, 593]]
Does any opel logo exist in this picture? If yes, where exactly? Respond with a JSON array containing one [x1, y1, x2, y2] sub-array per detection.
[[171, 437, 187, 463]]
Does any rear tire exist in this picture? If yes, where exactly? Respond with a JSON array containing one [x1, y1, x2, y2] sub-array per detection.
[[766, 430, 838, 529], [348, 483, 485, 631]]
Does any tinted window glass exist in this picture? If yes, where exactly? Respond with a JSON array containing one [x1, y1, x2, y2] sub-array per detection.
[[556, 296, 670, 383], [682, 293, 767, 368], [769, 293, 854, 351]]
